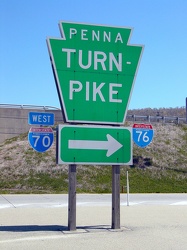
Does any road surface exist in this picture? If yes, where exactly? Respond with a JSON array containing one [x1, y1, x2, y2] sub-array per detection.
[[0, 194, 187, 250]]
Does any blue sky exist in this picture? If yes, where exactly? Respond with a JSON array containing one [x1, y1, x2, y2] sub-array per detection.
[[0, 0, 187, 110]]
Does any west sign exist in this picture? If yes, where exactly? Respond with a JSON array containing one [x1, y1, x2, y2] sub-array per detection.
[[47, 21, 143, 125]]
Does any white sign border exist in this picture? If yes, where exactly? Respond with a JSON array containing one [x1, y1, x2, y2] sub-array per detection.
[[47, 21, 144, 125], [57, 124, 132, 165]]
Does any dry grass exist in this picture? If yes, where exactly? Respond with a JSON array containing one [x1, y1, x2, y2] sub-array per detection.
[[0, 122, 187, 193]]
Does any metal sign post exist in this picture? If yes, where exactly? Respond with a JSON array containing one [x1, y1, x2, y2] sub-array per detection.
[[68, 164, 77, 231], [112, 165, 120, 229], [126, 170, 129, 206]]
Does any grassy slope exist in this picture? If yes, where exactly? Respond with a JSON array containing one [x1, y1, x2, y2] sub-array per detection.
[[0, 122, 187, 194]]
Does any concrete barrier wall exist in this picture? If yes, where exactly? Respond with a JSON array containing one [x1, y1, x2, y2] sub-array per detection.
[[0, 107, 63, 144], [1, 106, 186, 144]]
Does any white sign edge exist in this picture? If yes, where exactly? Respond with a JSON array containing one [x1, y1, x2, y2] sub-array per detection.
[[57, 124, 133, 165]]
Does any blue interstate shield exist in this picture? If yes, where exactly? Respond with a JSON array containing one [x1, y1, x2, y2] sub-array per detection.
[[133, 123, 154, 148], [28, 127, 54, 152]]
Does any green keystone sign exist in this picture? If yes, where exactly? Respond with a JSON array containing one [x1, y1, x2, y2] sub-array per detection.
[[47, 21, 143, 125], [57, 125, 132, 165]]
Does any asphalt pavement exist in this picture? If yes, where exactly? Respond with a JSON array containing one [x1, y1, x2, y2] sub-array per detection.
[[0, 194, 187, 250]]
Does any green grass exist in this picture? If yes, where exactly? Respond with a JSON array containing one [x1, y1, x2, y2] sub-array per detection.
[[121, 168, 187, 193], [0, 172, 69, 194], [0, 166, 187, 194]]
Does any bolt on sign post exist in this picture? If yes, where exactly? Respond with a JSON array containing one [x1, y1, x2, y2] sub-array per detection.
[[47, 21, 143, 231], [47, 21, 144, 125]]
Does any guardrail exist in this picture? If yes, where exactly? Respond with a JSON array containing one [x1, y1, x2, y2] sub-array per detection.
[[0, 104, 60, 110], [126, 115, 186, 124], [0, 104, 186, 124]]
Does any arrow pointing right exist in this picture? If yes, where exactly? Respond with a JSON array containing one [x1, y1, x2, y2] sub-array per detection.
[[68, 134, 123, 157]]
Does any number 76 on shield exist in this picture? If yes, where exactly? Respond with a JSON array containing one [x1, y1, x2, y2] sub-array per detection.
[[132, 124, 154, 148]]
